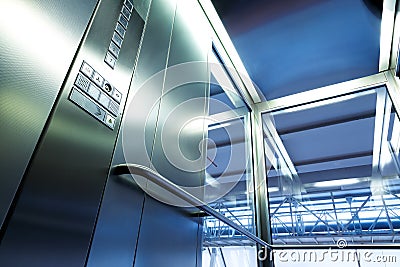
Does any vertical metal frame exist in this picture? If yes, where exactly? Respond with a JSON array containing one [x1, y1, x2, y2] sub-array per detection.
[[197, 0, 400, 257], [390, 1, 400, 70], [380, 0, 397, 71], [243, 113, 256, 233], [372, 87, 388, 176], [196, 4, 273, 262], [386, 69, 400, 115], [250, 107, 273, 267]]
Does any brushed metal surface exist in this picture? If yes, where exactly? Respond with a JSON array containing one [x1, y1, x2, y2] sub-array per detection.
[[133, 195, 201, 267], [86, 139, 146, 267], [0, 0, 97, 230], [88, 0, 211, 266], [133, 2, 211, 265], [151, 0, 211, 191], [112, 163, 270, 249], [0, 0, 145, 266], [122, 0, 178, 172], [86, 0, 176, 265]]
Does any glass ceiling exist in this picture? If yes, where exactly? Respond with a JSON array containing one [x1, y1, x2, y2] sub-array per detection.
[[212, 0, 382, 100], [201, 0, 400, 265], [263, 86, 400, 245]]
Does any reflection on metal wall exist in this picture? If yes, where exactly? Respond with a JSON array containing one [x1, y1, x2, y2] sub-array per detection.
[[89, 0, 212, 266], [0, 0, 97, 230], [134, 196, 202, 267], [134, 0, 210, 264], [150, 0, 210, 195], [0, 0, 215, 265]]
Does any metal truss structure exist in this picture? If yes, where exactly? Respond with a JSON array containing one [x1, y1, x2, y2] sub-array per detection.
[[198, 1, 400, 266], [270, 186, 400, 245], [202, 181, 400, 247], [203, 70, 400, 249], [203, 201, 256, 247], [260, 72, 400, 246]]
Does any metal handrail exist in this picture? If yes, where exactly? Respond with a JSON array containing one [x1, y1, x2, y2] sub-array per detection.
[[112, 163, 271, 249]]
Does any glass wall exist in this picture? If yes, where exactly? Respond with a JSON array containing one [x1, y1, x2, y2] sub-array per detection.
[[201, 48, 257, 266], [262, 86, 400, 246], [202, 217, 257, 267], [205, 118, 254, 232]]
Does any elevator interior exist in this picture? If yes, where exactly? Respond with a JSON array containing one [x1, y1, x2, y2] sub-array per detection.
[[2, 0, 400, 267]]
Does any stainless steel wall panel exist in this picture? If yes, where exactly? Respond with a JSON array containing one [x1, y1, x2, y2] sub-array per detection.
[[133, 1, 211, 265], [133, 0, 152, 20], [86, 0, 178, 265], [122, 0, 178, 171], [1, 0, 212, 265], [150, 0, 211, 191], [86, 139, 146, 267], [133, 196, 201, 267], [0, 0, 97, 230], [89, 0, 210, 266], [0, 0, 145, 266]]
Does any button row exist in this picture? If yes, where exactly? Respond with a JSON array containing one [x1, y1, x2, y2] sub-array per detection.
[[104, 0, 134, 69], [76, 71, 120, 116], [70, 61, 123, 130], [70, 88, 116, 129], [80, 61, 122, 104]]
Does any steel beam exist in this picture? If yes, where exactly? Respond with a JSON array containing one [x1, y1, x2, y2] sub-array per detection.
[[257, 73, 387, 113], [380, 0, 397, 71]]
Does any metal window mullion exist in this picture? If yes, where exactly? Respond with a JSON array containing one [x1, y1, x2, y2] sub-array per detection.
[[262, 114, 298, 178], [390, 1, 400, 70], [385, 70, 400, 117], [250, 108, 274, 267], [379, 0, 397, 71], [243, 113, 257, 234], [257, 72, 388, 113], [372, 88, 387, 176], [198, 0, 262, 105]]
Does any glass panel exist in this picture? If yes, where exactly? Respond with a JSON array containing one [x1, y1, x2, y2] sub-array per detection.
[[263, 86, 400, 246], [205, 117, 255, 235], [212, 0, 381, 100], [208, 48, 247, 115], [202, 217, 257, 267], [200, 47, 256, 264]]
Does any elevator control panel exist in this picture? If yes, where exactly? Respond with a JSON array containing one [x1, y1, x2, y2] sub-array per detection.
[[104, 0, 134, 69], [69, 61, 122, 130]]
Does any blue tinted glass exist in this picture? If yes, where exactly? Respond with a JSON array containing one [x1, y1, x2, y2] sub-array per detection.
[[214, 0, 381, 100], [263, 87, 400, 245]]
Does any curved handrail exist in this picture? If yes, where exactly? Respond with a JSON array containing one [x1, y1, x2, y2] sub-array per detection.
[[112, 163, 271, 249]]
